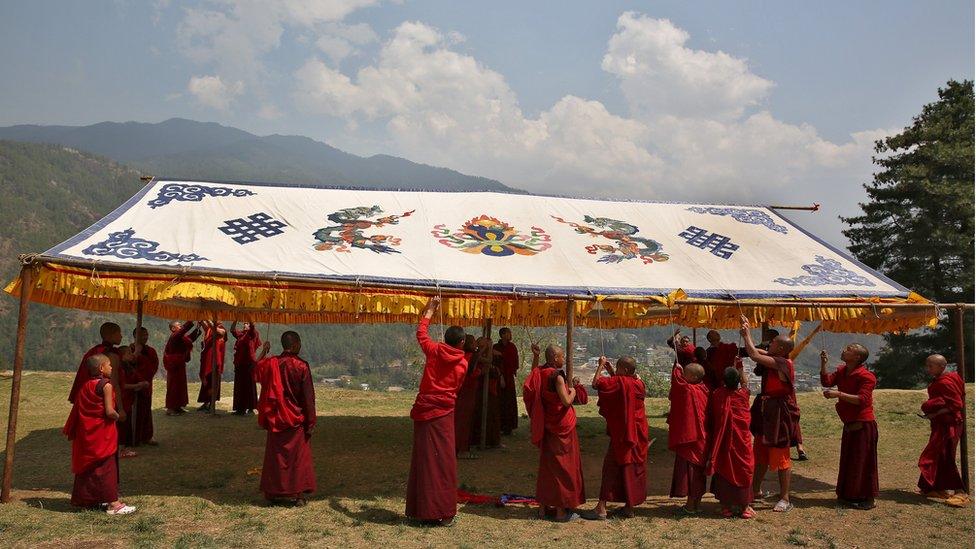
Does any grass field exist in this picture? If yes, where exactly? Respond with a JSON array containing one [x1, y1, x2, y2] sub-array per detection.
[[0, 371, 972, 548]]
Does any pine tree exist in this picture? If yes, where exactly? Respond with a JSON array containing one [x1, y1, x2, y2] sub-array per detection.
[[842, 80, 974, 387]]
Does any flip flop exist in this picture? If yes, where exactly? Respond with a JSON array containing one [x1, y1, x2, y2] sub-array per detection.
[[106, 503, 136, 515], [740, 508, 756, 519], [579, 510, 607, 521], [551, 512, 581, 522]]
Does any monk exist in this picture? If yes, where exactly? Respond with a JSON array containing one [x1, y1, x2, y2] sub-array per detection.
[[69, 322, 123, 403], [524, 343, 586, 522], [126, 327, 158, 447], [583, 355, 648, 520], [494, 327, 520, 435], [163, 321, 200, 415], [704, 330, 739, 391], [917, 354, 966, 498], [455, 335, 489, 458], [667, 329, 696, 366], [471, 339, 502, 449], [706, 366, 755, 519], [63, 354, 135, 515], [254, 331, 316, 505], [231, 321, 261, 415], [667, 361, 709, 514], [750, 328, 807, 460], [197, 320, 227, 412], [405, 297, 469, 525], [742, 316, 796, 512], [820, 344, 878, 509]]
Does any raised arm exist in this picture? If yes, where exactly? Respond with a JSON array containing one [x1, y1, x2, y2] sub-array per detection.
[[819, 350, 838, 387], [416, 297, 441, 355], [592, 356, 610, 388], [531, 343, 541, 368], [740, 316, 777, 369]]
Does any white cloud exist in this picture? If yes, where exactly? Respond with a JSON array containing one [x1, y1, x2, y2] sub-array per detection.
[[187, 74, 244, 110], [315, 22, 379, 63]]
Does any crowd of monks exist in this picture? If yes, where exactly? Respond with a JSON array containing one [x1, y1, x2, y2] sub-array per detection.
[[62, 299, 968, 520]]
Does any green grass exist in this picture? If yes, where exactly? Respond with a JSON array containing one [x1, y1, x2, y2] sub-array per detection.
[[0, 371, 972, 548]]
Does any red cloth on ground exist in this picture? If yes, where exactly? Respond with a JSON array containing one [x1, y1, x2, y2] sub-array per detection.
[[64, 377, 118, 474], [837, 420, 879, 501], [710, 473, 753, 507], [255, 353, 316, 499], [529, 369, 585, 509], [822, 364, 876, 423], [667, 365, 709, 465], [599, 445, 646, 506], [670, 455, 706, 499], [406, 412, 458, 520], [706, 386, 753, 491], [410, 318, 468, 421], [918, 371, 965, 492], [232, 325, 261, 412], [454, 352, 478, 454], [197, 325, 226, 403], [494, 340, 520, 434], [705, 343, 740, 390], [163, 322, 199, 410], [69, 342, 118, 403]]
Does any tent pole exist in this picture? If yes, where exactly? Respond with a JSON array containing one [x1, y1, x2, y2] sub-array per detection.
[[692, 328, 697, 346], [953, 305, 970, 493], [566, 299, 574, 385], [2, 266, 33, 503], [479, 317, 493, 450], [131, 301, 143, 447], [210, 313, 218, 416]]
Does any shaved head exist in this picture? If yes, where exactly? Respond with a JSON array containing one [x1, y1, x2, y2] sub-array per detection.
[[684, 362, 705, 383], [87, 353, 110, 376], [545, 344, 565, 366], [100, 322, 122, 345], [616, 356, 637, 375], [927, 354, 947, 368], [925, 354, 948, 378], [768, 335, 794, 357], [845, 343, 869, 364], [281, 331, 301, 352], [706, 330, 721, 344]]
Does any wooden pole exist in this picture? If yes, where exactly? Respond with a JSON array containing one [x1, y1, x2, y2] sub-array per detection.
[[479, 317, 493, 450], [131, 301, 143, 447], [2, 266, 33, 503], [565, 299, 575, 383], [692, 327, 698, 346], [210, 313, 218, 415], [953, 305, 970, 493]]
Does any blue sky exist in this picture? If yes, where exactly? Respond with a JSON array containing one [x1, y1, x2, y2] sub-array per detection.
[[1, 1, 972, 245]]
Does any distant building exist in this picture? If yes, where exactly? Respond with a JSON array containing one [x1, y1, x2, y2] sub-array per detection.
[[387, 386, 404, 392], [359, 383, 370, 391]]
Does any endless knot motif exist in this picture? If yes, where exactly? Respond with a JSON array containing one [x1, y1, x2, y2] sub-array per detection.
[[82, 228, 207, 262], [313, 205, 414, 254], [552, 215, 668, 264], [686, 206, 788, 234], [219, 212, 287, 245], [147, 183, 255, 209], [433, 215, 551, 257], [774, 255, 876, 287], [678, 226, 740, 259]]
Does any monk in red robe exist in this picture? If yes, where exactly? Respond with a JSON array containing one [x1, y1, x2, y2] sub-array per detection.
[[405, 297, 469, 525], [69, 322, 123, 403], [917, 354, 966, 497], [820, 343, 878, 509], [704, 330, 739, 391], [470, 342, 502, 449], [455, 335, 489, 458], [583, 355, 648, 520], [752, 328, 807, 460], [524, 343, 586, 522], [197, 320, 227, 412], [125, 327, 159, 447], [742, 316, 796, 512], [667, 361, 708, 514], [667, 329, 696, 366], [494, 327, 520, 435], [163, 321, 200, 415], [706, 366, 755, 518], [254, 331, 317, 505], [63, 354, 135, 515], [231, 321, 261, 415]]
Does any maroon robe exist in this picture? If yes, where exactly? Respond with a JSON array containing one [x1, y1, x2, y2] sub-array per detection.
[[64, 377, 118, 507], [454, 352, 478, 454], [595, 375, 648, 506], [667, 365, 709, 499], [232, 325, 261, 412], [750, 356, 797, 449], [706, 386, 754, 507], [704, 343, 739, 391], [255, 352, 317, 499], [163, 322, 200, 410], [69, 342, 118, 403], [494, 340, 520, 434], [918, 371, 965, 493], [128, 346, 159, 445], [524, 366, 586, 509], [822, 364, 879, 502], [197, 324, 226, 404], [470, 359, 501, 448]]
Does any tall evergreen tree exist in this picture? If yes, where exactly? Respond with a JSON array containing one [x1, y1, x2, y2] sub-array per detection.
[[843, 80, 974, 387]]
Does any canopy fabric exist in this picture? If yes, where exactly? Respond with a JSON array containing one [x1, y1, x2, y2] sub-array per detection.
[[4, 178, 938, 332]]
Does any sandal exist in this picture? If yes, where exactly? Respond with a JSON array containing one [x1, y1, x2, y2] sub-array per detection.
[[773, 499, 793, 512], [120, 449, 138, 458], [579, 510, 607, 521], [106, 503, 136, 515], [741, 508, 756, 519]]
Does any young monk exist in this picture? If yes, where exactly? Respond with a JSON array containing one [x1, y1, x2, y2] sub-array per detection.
[[741, 316, 796, 512], [494, 328, 520, 435], [583, 355, 648, 520], [820, 344, 878, 509], [706, 366, 755, 518], [667, 329, 696, 366], [126, 327, 158, 447], [405, 297, 469, 525], [253, 331, 316, 505], [523, 343, 586, 522], [69, 322, 123, 403], [63, 354, 135, 515], [163, 321, 200, 415], [917, 354, 966, 498], [197, 320, 227, 412], [667, 360, 709, 514], [704, 330, 739, 391], [231, 321, 261, 415]]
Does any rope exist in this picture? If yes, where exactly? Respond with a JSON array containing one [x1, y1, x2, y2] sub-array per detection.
[[436, 280, 445, 341], [595, 300, 607, 358]]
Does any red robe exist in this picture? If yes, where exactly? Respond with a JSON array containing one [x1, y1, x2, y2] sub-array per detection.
[[127, 346, 159, 445], [232, 325, 261, 412], [918, 371, 965, 492], [494, 340, 520, 434], [750, 356, 797, 448], [197, 324, 226, 404], [595, 375, 648, 506], [163, 322, 200, 410], [667, 365, 709, 498], [68, 342, 118, 403], [822, 364, 878, 501], [63, 377, 118, 507], [668, 340, 696, 366], [523, 366, 586, 509], [704, 342, 740, 390], [255, 352, 316, 499], [454, 352, 478, 454], [470, 357, 501, 448], [406, 318, 469, 520], [706, 386, 754, 506]]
